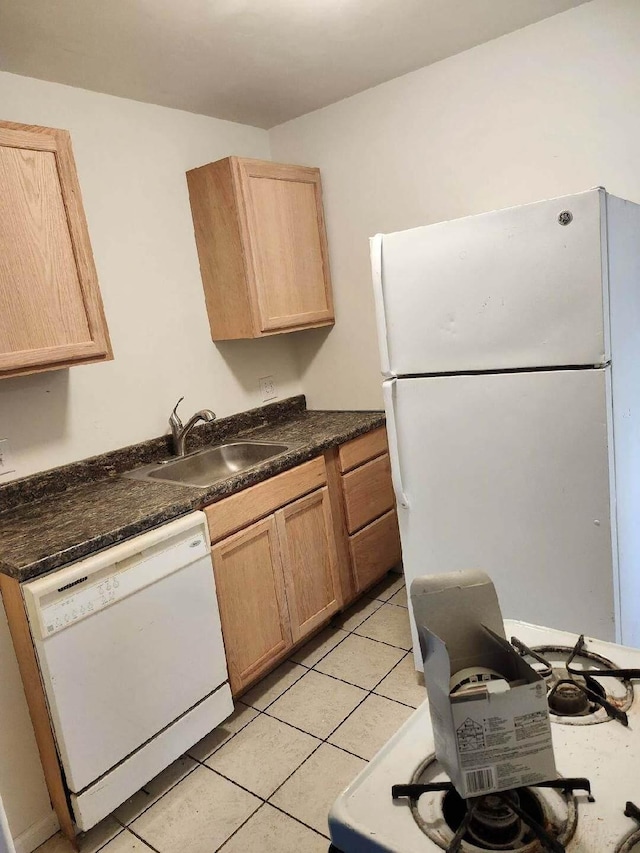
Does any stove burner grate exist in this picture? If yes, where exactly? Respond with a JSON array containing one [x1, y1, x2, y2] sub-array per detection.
[[392, 777, 592, 852], [616, 802, 640, 853], [511, 634, 637, 726]]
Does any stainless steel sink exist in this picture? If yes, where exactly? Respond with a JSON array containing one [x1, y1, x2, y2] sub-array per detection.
[[124, 441, 290, 488]]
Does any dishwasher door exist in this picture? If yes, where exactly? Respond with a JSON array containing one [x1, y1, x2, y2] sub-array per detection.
[[23, 512, 228, 794]]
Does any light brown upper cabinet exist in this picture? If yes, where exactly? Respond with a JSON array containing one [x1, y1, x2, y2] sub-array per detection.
[[0, 121, 112, 379], [186, 157, 335, 340]]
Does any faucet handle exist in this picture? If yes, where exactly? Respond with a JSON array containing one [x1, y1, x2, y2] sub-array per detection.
[[169, 397, 185, 433]]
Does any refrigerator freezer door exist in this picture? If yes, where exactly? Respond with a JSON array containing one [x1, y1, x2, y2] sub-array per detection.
[[385, 369, 617, 667], [373, 188, 609, 377]]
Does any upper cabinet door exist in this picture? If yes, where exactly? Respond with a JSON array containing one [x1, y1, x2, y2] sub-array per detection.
[[186, 156, 335, 340], [0, 121, 112, 379], [236, 159, 334, 334]]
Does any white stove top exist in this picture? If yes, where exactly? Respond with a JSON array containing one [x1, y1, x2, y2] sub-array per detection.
[[329, 621, 640, 853]]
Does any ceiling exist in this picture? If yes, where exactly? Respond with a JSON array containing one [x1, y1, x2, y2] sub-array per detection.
[[0, 0, 589, 129]]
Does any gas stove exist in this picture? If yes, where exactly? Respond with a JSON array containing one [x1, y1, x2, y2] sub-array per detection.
[[329, 621, 640, 853]]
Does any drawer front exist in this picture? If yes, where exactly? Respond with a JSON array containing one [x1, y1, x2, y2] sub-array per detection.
[[338, 426, 387, 473], [342, 453, 395, 534], [349, 509, 402, 593], [205, 456, 326, 543]]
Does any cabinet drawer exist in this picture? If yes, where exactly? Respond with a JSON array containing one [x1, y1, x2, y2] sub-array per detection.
[[342, 453, 395, 534], [205, 457, 326, 543], [338, 427, 387, 473], [349, 510, 402, 592]]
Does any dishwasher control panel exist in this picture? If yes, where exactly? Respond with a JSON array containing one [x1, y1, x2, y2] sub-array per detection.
[[40, 573, 126, 636], [24, 520, 209, 640]]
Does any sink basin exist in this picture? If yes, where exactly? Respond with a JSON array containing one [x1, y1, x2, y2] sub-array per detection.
[[124, 441, 290, 488]]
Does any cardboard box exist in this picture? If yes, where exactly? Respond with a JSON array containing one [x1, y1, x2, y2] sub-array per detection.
[[410, 570, 556, 797]]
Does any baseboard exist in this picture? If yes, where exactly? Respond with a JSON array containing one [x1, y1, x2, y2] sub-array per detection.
[[13, 810, 59, 853]]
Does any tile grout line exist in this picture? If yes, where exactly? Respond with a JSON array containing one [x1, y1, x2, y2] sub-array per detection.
[[213, 803, 268, 852], [120, 823, 162, 853], [309, 638, 407, 690], [116, 758, 204, 828], [268, 800, 336, 840], [253, 625, 419, 827], [213, 802, 267, 852], [348, 613, 412, 651], [101, 580, 410, 848], [214, 797, 331, 852], [241, 596, 409, 717], [109, 626, 397, 835], [200, 586, 414, 844], [244, 629, 407, 720], [188, 754, 336, 848], [85, 824, 127, 853], [46, 581, 404, 849], [200, 589, 414, 770], [240, 609, 371, 715]]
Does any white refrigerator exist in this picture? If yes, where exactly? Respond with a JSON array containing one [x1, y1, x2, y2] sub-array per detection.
[[371, 188, 640, 665]]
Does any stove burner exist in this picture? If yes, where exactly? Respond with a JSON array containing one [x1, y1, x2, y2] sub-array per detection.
[[468, 793, 524, 845], [511, 634, 635, 726], [443, 788, 550, 850], [547, 681, 591, 716], [392, 754, 588, 852]]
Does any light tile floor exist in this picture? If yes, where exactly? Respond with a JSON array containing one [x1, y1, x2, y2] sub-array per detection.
[[36, 571, 424, 853]]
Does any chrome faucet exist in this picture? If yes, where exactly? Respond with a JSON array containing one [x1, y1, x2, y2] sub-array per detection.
[[169, 397, 216, 457]]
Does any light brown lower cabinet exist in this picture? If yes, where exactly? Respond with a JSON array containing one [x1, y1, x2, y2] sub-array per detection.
[[275, 488, 341, 643], [211, 516, 293, 694], [326, 426, 403, 606], [210, 479, 341, 695], [208, 433, 400, 695]]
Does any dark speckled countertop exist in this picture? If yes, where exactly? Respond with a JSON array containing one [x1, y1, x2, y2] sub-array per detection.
[[0, 396, 385, 583]]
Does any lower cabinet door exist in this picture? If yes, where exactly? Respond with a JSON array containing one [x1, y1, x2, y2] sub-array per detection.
[[211, 516, 292, 694], [275, 487, 341, 643]]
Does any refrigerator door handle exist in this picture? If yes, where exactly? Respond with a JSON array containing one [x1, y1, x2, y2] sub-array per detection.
[[383, 378, 410, 508], [370, 234, 392, 378]]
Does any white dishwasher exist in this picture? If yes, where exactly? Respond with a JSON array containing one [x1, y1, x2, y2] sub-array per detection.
[[23, 511, 232, 831]]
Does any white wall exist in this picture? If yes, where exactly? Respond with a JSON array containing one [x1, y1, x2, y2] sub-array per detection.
[[0, 71, 303, 481], [0, 600, 57, 852], [270, 0, 640, 409], [0, 72, 304, 848], [3, 0, 640, 842]]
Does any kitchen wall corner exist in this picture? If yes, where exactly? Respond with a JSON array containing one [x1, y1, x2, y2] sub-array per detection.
[[0, 70, 303, 483], [270, 0, 640, 411]]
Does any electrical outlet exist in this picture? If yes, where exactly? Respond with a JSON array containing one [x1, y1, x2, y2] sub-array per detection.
[[0, 439, 16, 477], [259, 375, 277, 402]]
